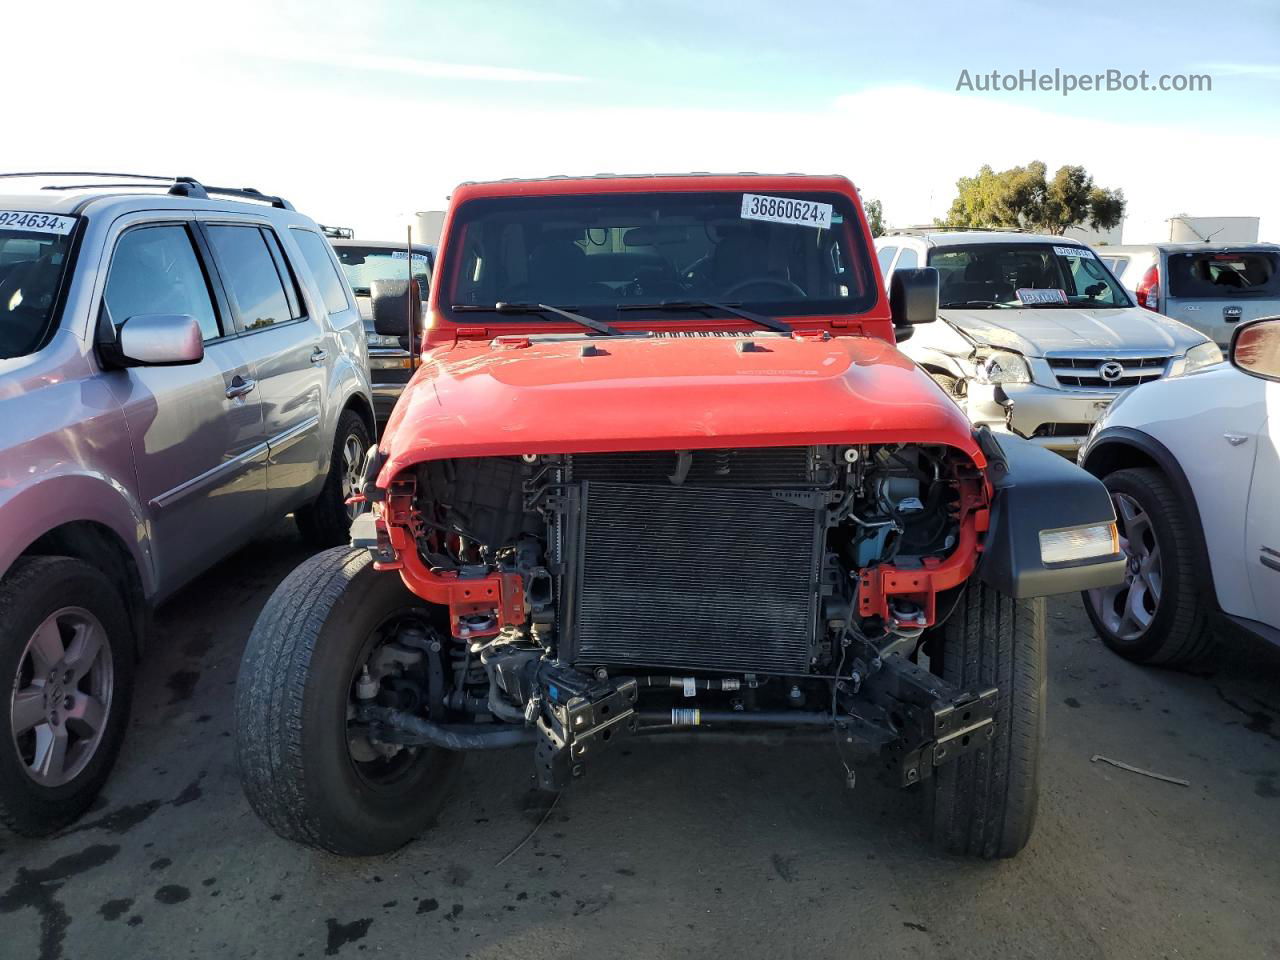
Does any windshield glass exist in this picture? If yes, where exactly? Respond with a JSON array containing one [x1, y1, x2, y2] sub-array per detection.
[[0, 214, 76, 359], [335, 246, 432, 297], [929, 242, 1131, 309], [439, 190, 876, 321]]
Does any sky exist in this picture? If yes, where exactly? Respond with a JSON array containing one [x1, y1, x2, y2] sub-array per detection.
[[7, 0, 1280, 241]]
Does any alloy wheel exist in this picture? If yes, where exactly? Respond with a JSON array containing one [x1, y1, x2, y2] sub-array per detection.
[[1088, 492, 1163, 641], [340, 432, 366, 522], [10, 607, 114, 787]]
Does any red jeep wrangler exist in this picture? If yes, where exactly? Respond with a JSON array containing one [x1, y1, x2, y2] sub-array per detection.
[[235, 175, 1124, 859]]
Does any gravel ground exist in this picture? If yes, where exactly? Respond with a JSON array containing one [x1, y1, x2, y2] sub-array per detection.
[[2, 521, 1278, 960]]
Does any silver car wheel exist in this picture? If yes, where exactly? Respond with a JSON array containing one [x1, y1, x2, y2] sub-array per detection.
[[1088, 492, 1163, 641], [10, 606, 114, 788], [341, 432, 365, 522]]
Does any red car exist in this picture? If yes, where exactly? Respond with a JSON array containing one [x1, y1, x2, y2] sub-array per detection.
[[234, 174, 1124, 859]]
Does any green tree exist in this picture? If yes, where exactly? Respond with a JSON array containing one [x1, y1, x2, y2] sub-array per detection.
[[864, 198, 886, 237], [939, 161, 1125, 235]]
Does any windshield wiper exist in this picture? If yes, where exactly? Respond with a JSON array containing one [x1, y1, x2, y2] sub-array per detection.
[[939, 300, 1011, 310], [617, 299, 793, 334], [452, 302, 622, 336]]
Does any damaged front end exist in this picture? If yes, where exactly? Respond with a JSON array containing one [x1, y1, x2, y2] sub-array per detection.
[[349, 443, 999, 791]]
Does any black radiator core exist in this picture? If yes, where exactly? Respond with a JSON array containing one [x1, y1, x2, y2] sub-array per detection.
[[572, 481, 822, 674]]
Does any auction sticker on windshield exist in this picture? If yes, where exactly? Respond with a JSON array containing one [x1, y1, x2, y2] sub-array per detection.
[[741, 194, 832, 230], [0, 211, 75, 234], [1016, 287, 1069, 305], [392, 251, 430, 262], [1053, 245, 1094, 259]]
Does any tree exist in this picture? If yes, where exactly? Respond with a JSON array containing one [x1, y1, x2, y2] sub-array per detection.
[[864, 198, 886, 238], [939, 161, 1125, 235]]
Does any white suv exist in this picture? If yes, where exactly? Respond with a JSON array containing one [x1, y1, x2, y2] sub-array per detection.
[[1078, 316, 1280, 663], [877, 231, 1220, 455]]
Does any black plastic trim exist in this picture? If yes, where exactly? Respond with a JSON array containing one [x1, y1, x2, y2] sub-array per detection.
[[977, 432, 1125, 598]]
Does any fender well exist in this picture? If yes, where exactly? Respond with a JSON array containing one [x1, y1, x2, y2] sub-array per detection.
[[1080, 426, 1218, 607]]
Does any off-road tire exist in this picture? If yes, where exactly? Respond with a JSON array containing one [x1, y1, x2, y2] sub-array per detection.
[[295, 410, 371, 548], [0, 557, 135, 836], [929, 581, 1045, 859], [235, 547, 461, 856], [1083, 467, 1216, 667]]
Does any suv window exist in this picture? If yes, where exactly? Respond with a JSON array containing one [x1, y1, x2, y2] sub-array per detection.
[[895, 248, 918, 269], [928, 243, 1129, 309], [206, 225, 295, 332], [877, 245, 898, 271], [334, 245, 432, 298], [105, 225, 221, 341], [1167, 250, 1280, 298], [293, 230, 351, 314]]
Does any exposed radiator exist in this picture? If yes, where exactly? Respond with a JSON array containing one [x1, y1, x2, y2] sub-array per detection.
[[571, 481, 822, 674], [567, 447, 818, 487]]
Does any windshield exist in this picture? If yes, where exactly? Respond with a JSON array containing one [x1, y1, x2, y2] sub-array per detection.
[[929, 242, 1131, 309], [0, 214, 76, 359], [335, 246, 432, 297], [439, 190, 876, 321]]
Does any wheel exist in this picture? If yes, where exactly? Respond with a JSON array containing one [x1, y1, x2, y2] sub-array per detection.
[[929, 581, 1045, 859], [295, 410, 372, 548], [1083, 467, 1215, 666], [235, 547, 462, 855], [0, 557, 135, 836]]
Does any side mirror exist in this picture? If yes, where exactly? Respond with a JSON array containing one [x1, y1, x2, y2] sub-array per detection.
[[371, 278, 422, 338], [1230, 316, 1280, 382], [890, 267, 939, 342], [110, 314, 204, 366]]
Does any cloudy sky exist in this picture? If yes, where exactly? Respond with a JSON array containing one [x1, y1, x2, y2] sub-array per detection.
[[9, 0, 1279, 240]]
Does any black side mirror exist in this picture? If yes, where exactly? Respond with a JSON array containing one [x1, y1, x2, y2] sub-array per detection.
[[890, 268, 939, 342], [371, 278, 422, 338], [1230, 316, 1280, 382]]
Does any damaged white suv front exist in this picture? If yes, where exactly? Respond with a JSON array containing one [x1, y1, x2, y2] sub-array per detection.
[[878, 231, 1221, 454]]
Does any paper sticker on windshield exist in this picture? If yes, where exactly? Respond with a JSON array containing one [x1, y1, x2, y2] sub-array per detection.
[[0, 211, 75, 235], [1053, 245, 1094, 259], [1016, 288, 1068, 305], [391, 250, 430, 263], [741, 194, 832, 230]]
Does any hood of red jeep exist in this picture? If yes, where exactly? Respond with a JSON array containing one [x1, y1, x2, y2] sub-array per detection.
[[379, 334, 983, 479]]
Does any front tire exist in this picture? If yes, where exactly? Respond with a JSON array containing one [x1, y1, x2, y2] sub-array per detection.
[[295, 410, 371, 548], [0, 557, 135, 836], [1083, 467, 1215, 667], [235, 547, 461, 856], [929, 581, 1045, 859]]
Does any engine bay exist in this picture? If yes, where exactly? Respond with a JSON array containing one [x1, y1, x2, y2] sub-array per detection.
[[355, 444, 996, 789]]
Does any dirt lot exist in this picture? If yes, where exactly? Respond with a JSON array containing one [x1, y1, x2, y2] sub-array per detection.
[[2, 522, 1279, 960]]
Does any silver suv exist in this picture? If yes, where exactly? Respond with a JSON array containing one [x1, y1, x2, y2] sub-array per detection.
[[877, 230, 1221, 455], [0, 173, 374, 836]]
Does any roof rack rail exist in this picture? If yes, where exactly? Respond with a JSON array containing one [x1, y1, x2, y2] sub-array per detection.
[[0, 172, 293, 210], [319, 224, 355, 239]]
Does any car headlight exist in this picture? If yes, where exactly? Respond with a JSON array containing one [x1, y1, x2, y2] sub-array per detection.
[[1039, 522, 1120, 565], [1176, 341, 1224, 376], [367, 333, 402, 348], [973, 350, 1032, 385]]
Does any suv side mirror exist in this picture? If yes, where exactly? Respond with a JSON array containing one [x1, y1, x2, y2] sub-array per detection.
[[890, 267, 939, 343], [371, 278, 422, 338], [1230, 316, 1280, 382], [106, 313, 204, 367]]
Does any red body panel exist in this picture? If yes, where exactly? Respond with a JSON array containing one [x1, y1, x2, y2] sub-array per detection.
[[378, 334, 984, 480]]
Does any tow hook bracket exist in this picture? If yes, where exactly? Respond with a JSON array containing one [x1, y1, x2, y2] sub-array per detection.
[[533, 666, 638, 790]]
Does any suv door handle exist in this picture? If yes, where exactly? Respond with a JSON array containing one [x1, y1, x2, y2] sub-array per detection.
[[225, 376, 257, 399], [310, 348, 328, 363]]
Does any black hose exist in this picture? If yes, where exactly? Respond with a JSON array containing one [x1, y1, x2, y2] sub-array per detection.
[[360, 705, 534, 751]]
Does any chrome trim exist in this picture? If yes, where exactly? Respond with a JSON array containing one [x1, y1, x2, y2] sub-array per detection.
[[151, 442, 268, 510], [267, 415, 321, 457]]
